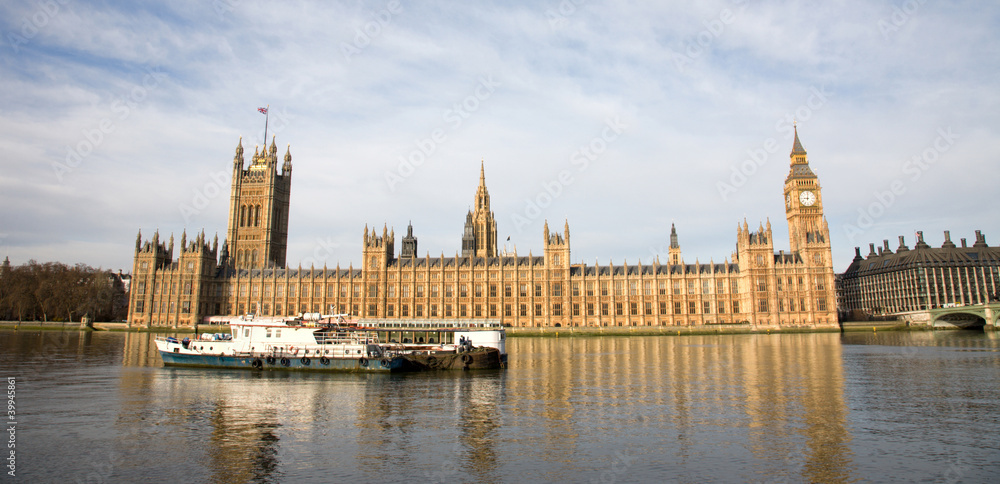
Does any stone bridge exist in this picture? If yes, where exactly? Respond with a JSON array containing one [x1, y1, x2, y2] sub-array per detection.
[[894, 303, 1000, 330]]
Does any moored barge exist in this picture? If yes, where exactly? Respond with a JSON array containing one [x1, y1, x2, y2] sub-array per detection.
[[155, 314, 506, 372]]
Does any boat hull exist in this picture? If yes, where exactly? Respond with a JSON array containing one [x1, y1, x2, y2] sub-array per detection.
[[396, 347, 504, 371], [159, 351, 403, 372]]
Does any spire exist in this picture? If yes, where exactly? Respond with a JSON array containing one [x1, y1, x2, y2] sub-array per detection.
[[670, 223, 679, 249], [791, 123, 806, 155], [475, 159, 490, 211], [466, 159, 497, 257], [220, 239, 229, 264], [234, 137, 244, 167], [785, 124, 814, 180], [401, 221, 417, 258]]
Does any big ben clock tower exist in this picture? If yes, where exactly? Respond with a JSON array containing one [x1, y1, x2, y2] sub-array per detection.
[[780, 125, 835, 325], [783, 125, 829, 256]]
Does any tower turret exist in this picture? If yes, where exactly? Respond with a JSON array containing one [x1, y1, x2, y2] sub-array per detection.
[[669, 223, 682, 265], [226, 135, 292, 269], [462, 160, 498, 257], [401, 222, 418, 258]]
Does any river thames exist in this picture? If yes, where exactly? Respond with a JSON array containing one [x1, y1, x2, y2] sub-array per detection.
[[2, 330, 998, 483]]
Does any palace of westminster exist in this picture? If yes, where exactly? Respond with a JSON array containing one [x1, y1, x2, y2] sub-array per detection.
[[127, 128, 840, 329]]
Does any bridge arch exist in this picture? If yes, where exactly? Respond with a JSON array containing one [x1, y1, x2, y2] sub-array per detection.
[[931, 311, 987, 330]]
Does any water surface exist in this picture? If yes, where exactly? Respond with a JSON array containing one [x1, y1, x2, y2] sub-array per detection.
[[2, 330, 998, 482]]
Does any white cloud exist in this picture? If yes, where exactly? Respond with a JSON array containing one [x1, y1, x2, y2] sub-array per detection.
[[0, 0, 998, 272]]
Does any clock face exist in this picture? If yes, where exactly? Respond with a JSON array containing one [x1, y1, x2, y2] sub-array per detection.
[[799, 190, 817, 207]]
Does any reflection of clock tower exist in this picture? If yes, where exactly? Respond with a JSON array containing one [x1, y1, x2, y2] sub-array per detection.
[[783, 126, 829, 257]]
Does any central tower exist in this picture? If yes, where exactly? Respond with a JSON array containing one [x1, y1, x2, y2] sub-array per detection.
[[462, 161, 498, 257], [226, 136, 292, 269]]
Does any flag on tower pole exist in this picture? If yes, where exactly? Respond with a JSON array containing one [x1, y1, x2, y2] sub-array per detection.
[[258, 105, 269, 148]]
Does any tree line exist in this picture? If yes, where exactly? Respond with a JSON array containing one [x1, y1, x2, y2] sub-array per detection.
[[0, 260, 129, 322]]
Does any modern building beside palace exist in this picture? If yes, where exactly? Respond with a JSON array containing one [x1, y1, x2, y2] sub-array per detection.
[[838, 231, 1000, 318], [128, 128, 838, 329]]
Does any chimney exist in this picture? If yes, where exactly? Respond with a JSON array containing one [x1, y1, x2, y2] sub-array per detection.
[[942, 230, 956, 249]]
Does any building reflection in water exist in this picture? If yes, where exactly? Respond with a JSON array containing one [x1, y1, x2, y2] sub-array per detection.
[[354, 371, 506, 482], [507, 334, 854, 483], [115, 331, 851, 481], [118, 333, 288, 483], [117, 332, 508, 482]]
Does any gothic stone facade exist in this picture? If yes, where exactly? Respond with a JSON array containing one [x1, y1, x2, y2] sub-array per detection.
[[128, 129, 837, 329]]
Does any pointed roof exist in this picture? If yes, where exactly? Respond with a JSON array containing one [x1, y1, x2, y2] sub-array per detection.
[[791, 124, 806, 155], [474, 159, 490, 212], [670, 223, 680, 249], [785, 125, 816, 181]]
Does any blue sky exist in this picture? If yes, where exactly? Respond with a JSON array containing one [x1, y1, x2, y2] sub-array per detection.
[[1, 0, 998, 273]]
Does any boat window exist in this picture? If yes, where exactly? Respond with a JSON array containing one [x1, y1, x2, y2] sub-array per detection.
[[244, 328, 250, 338], [275, 329, 281, 338], [266, 328, 272, 338]]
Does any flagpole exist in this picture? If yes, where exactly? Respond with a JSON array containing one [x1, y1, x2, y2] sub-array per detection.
[[263, 104, 269, 148]]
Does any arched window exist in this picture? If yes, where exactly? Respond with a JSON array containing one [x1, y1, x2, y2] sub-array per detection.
[[239, 205, 246, 227], [255, 205, 261, 227], [252, 250, 258, 265]]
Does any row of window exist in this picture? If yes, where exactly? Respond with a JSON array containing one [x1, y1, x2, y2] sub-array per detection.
[[238, 204, 263, 228], [217, 279, 754, 299], [133, 300, 191, 314], [758, 276, 827, 292]]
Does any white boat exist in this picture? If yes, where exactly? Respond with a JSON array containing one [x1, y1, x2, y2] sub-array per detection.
[[155, 314, 506, 372]]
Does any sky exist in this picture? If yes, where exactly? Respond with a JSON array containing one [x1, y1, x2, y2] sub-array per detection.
[[1, 0, 998, 274]]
